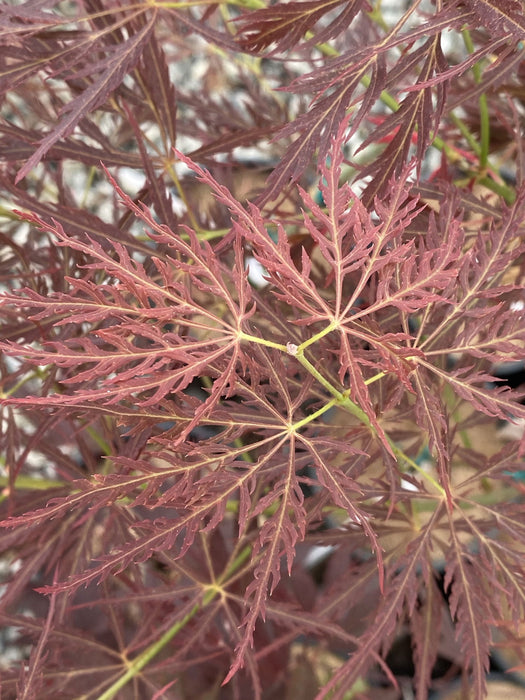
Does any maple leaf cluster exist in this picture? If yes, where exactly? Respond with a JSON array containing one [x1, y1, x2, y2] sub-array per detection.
[[1, 1, 525, 698]]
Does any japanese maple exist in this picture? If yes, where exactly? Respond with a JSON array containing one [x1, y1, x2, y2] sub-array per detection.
[[1, 1, 525, 699]]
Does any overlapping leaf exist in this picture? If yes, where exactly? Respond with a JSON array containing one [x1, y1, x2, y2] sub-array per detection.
[[234, 0, 366, 54], [14, 9, 157, 182]]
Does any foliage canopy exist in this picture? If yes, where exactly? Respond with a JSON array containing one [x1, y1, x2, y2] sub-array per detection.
[[1, 1, 525, 698]]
